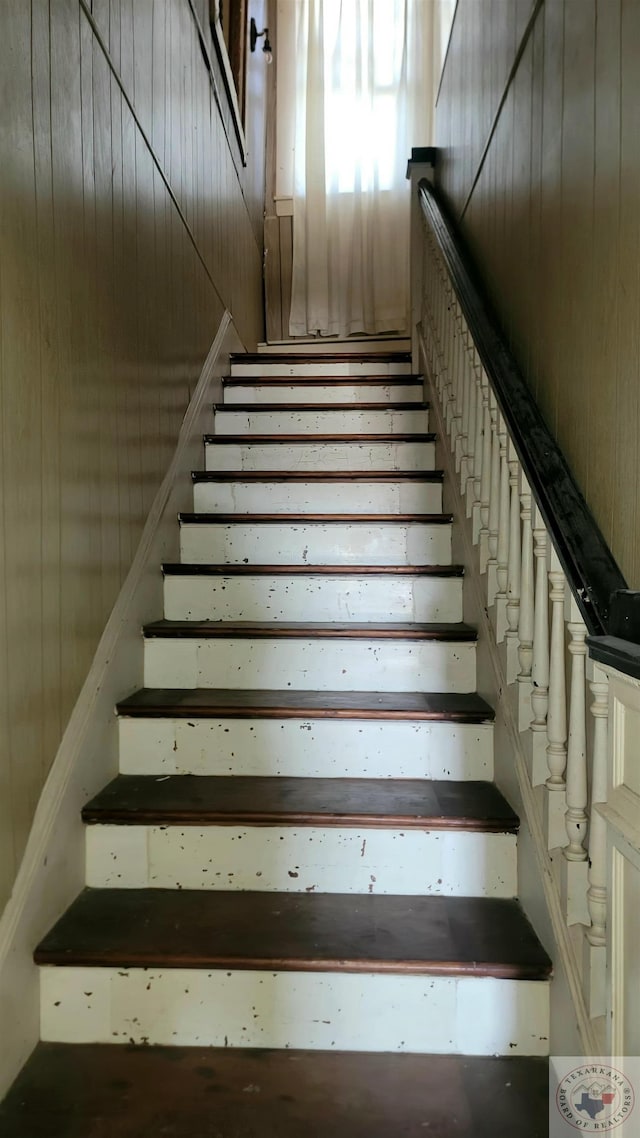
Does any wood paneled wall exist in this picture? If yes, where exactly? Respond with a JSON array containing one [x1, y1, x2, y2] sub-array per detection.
[[0, 0, 268, 913], [437, 0, 640, 586]]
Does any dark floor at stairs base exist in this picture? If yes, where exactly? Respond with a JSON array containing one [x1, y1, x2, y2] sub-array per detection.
[[0, 1043, 550, 1138]]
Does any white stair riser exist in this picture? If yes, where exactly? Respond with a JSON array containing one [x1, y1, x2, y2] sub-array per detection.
[[205, 441, 436, 473], [143, 637, 477, 693], [119, 718, 495, 780], [222, 383, 423, 405], [192, 482, 442, 514], [164, 574, 463, 623], [40, 967, 550, 1055], [86, 825, 517, 897], [229, 360, 412, 377], [255, 340, 411, 356], [215, 409, 429, 435], [180, 523, 452, 566]]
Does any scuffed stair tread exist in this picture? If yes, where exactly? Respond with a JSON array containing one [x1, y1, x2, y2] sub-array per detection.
[[34, 891, 551, 977], [192, 470, 443, 482], [215, 401, 427, 412], [203, 431, 436, 442], [143, 620, 478, 640], [231, 350, 411, 363], [82, 776, 518, 831], [162, 562, 464, 576], [224, 372, 422, 384], [0, 1044, 549, 1138], [179, 511, 453, 523], [117, 687, 495, 720]]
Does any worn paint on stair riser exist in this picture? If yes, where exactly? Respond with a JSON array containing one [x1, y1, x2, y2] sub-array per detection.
[[39, 968, 549, 1055], [180, 522, 452, 566], [230, 360, 413, 377], [192, 481, 442, 514], [86, 826, 517, 896], [215, 409, 430, 436], [204, 440, 436, 472], [163, 574, 463, 623], [143, 638, 477, 693], [223, 382, 423, 404], [118, 717, 495, 780]]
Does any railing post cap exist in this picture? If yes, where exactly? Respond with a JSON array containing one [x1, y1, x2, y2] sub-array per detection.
[[406, 147, 437, 180]]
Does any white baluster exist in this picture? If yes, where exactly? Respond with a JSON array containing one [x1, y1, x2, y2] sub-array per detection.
[[582, 658, 608, 1018], [450, 301, 462, 444], [505, 442, 522, 682], [486, 393, 500, 605], [493, 414, 510, 641], [442, 280, 455, 435], [456, 318, 469, 477], [431, 262, 446, 397], [560, 599, 590, 926], [544, 551, 568, 850], [564, 610, 588, 861], [478, 368, 491, 570], [471, 355, 484, 539], [526, 510, 550, 784], [587, 662, 609, 944], [516, 475, 534, 730], [462, 341, 476, 510]]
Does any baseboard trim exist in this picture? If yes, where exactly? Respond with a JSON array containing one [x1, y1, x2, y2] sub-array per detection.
[[0, 310, 240, 1099]]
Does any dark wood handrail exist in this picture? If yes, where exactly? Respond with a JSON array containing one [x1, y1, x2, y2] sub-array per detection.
[[418, 177, 628, 639]]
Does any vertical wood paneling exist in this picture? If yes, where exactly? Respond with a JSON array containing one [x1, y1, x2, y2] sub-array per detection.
[[437, 0, 640, 585], [557, 0, 595, 491], [279, 216, 293, 338], [528, 8, 544, 402], [588, 0, 620, 544], [0, 0, 267, 913], [264, 215, 282, 341], [538, 0, 563, 437], [2, 1, 45, 861], [32, 0, 63, 780], [617, 0, 640, 578]]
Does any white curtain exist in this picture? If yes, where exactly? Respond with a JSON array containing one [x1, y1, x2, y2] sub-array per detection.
[[289, 0, 434, 339]]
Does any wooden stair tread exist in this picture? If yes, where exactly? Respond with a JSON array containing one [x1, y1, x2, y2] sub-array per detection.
[[143, 619, 477, 640], [34, 890, 551, 977], [82, 776, 519, 831], [203, 432, 436, 443], [216, 401, 427, 412], [179, 511, 453, 524], [162, 562, 464, 576], [231, 351, 412, 363], [192, 470, 443, 482], [117, 688, 495, 720], [224, 373, 423, 385], [0, 1043, 549, 1138]]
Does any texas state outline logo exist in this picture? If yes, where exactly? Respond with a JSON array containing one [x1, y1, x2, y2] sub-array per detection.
[[553, 1061, 635, 1133]]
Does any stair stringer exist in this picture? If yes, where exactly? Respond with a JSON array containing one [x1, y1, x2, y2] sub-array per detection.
[[0, 311, 243, 1100], [418, 323, 598, 1058]]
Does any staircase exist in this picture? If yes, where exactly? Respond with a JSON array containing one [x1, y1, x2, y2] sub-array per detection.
[[0, 350, 551, 1136]]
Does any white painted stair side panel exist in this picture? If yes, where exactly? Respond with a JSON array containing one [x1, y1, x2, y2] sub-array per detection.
[[214, 408, 429, 435], [179, 522, 452, 566], [40, 967, 550, 1055], [192, 481, 443, 514], [143, 636, 477, 693], [204, 440, 436, 472], [86, 825, 517, 897], [163, 573, 463, 623], [222, 383, 422, 404], [118, 718, 495, 780], [229, 360, 412, 377]]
